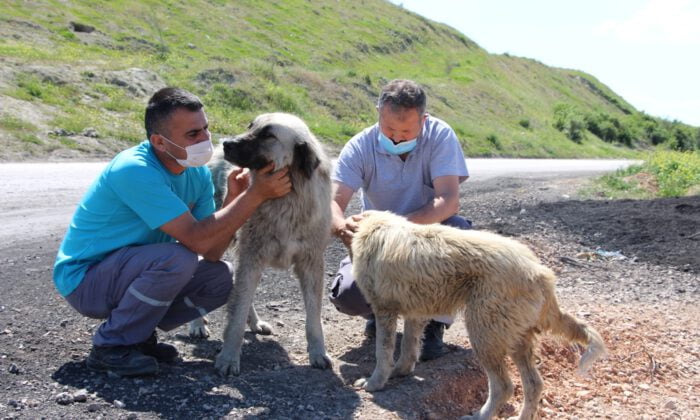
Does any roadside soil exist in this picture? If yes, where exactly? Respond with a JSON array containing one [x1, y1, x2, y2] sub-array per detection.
[[1, 173, 698, 419]]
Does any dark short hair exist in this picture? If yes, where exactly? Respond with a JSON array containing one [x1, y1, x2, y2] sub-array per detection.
[[145, 87, 203, 138], [377, 79, 426, 115]]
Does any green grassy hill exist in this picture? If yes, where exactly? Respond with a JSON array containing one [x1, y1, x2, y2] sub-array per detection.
[[1, 0, 697, 160]]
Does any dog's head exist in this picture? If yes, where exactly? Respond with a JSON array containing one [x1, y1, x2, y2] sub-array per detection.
[[222, 113, 321, 178]]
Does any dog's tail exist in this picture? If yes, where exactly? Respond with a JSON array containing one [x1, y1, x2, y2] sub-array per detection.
[[540, 275, 607, 375]]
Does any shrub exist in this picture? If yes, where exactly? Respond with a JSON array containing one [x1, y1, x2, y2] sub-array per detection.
[[518, 119, 530, 129], [647, 151, 700, 196], [486, 134, 501, 149], [553, 103, 585, 143], [584, 112, 633, 146]]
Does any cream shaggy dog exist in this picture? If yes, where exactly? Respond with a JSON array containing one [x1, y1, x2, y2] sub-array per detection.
[[193, 113, 333, 376], [351, 210, 607, 420]]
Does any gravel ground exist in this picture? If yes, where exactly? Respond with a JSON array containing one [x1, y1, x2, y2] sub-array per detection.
[[1, 173, 698, 419]]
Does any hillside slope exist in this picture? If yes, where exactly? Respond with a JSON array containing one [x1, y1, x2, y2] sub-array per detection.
[[0, 0, 697, 161]]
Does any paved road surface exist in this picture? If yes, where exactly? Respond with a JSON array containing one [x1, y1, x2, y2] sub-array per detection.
[[0, 159, 639, 242]]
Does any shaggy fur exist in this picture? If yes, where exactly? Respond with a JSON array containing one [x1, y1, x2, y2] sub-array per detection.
[[202, 113, 333, 376], [351, 211, 607, 420]]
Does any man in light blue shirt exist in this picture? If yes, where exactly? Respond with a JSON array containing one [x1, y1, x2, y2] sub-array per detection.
[[54, 87, 291, 376], [329, 79, 470, 361]]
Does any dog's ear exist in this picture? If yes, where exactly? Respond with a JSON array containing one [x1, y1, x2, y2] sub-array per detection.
[[293, 140, 320, 179]]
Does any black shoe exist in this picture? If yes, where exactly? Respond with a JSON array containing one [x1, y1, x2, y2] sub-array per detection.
[[138, 332, 179, 363], [420, 321, 448, 361], [364, 315, 376, 338], [86, 345, 158, 377]]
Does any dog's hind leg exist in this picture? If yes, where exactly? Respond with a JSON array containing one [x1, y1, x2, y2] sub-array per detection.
[[461, 355, 513, 420], [355, 311, 398, 391], [293, 254, 332, 370], [391, 317, 426, 378], [247, 304, 272, 335], [511, 333, 543, 420], [188, 316, 210, 338], [463, 311, 514, 420], [215, 264, 263, 376]]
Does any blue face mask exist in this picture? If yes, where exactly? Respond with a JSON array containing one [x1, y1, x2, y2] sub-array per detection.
[[378, 131, 418, 155]]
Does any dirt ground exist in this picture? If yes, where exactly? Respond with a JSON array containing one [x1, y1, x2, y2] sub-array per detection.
[[1, 173, 699, 419]]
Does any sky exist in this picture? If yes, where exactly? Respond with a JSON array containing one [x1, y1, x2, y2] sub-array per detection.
[[389, 0, 700, 127]]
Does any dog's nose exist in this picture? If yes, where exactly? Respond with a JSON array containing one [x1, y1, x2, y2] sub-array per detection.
[[222, 138, 237, 153]]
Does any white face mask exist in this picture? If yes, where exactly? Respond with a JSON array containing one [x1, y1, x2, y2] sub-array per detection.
[[161, 135, 213, 167]]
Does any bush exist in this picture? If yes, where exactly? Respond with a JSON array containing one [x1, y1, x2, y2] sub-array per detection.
[[486, 134, 501, 149], [647, 151, 700, 196], [594, 151, 700, 198], [584, 112, 633, 146], [518, 119, 530, 129], [553, 103, 585, 143]]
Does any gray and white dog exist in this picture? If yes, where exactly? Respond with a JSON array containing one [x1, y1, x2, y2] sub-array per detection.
[[193, 113, 333, 376]]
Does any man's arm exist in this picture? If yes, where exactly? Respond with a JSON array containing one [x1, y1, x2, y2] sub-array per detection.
[[331, 181, 357, 249], [160, 164, 291, 261], [405, 175, 462, 225]]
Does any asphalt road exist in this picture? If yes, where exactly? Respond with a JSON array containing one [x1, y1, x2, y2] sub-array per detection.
[[0, 159, 638, 243]]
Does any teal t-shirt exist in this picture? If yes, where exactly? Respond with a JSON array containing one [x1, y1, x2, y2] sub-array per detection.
[[53, 140, 216, 296]]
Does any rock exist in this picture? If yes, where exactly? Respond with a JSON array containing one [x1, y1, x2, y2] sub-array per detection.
[[195, 68, 237, 87], [8, 398, 23, 409], [105, 68, 166, 97], [87, 403, 101, 412], [70, 22, 95, 33], [73, 389, 89, 402], [81, 128, 99, 138], [8, 363, 21, 374], [49, 129, 75, 137], [114, 399, 126, 409], [55, 392, 74, 405]]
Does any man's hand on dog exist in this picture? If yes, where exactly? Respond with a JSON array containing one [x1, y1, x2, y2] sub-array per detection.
[[336, 214, 365, 249], [249, 163, 292, 201]]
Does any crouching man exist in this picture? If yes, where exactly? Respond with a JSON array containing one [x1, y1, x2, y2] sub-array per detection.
[[53, 87, 291, 376], [329, 79, 472, 360]]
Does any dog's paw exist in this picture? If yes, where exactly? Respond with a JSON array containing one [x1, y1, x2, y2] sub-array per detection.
[[309, 352, 333, 370], [214, 352, 241, 376], [353, 376, 384, 392], [249, 320, 273, 336], [390, 364, 415, 378], [188, 317, 210, 339]]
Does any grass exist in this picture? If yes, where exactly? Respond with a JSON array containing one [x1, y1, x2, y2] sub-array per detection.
[[588, 151, 700, 198], [0, 115, 43, 145], [0, 0, 697, 158]]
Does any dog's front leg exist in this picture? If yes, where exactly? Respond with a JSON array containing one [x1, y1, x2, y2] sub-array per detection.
[[215, 264, 262, 376], [294, 255, 332, 369], [355, 312, 397, 391], [392, 317, 426, 377], [247, 304, 272, 335]]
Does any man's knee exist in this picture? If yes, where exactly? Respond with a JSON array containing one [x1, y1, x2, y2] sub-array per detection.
[[207, 260, 234, 298], [191, 260, 233, 310], [328, 256, 372, 317], [153, 244, 200, 289]]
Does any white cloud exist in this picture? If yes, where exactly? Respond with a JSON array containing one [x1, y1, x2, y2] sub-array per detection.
[[594, 0, 700, 45]]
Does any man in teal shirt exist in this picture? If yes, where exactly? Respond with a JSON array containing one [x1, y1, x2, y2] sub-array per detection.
[[54, 87, 291, 376]]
